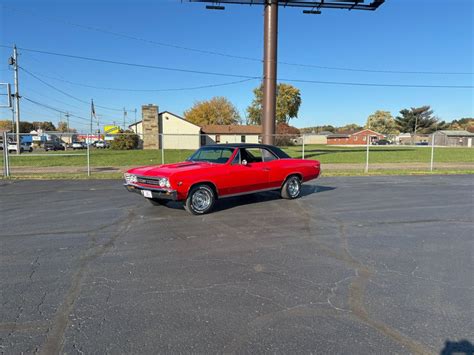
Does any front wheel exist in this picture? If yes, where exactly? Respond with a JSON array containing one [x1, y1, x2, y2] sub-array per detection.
[[184, 184, 215, 215], [281, 175, 302, 199]]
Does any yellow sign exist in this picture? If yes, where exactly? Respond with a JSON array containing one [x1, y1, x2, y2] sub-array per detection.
[[104, 125, 120, 134]]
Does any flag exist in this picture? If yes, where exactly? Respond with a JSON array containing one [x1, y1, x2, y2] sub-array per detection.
[[91, 99, 96, 119]]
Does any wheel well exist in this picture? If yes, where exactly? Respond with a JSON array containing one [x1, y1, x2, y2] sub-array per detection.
[[188, 181, 218, 199], [282, 173, 303, 187]]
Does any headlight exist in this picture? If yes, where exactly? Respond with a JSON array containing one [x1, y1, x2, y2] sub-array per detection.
[[159, 178, 168, 187], [124, 173, 137, 184]]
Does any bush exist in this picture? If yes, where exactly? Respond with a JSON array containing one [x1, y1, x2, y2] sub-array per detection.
[[110, 131, 139, 150]]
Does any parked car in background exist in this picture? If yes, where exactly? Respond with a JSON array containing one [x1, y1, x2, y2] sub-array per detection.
[[375, 139, 392, 145], [71, 141, 86, 150], [94, 140, 109, 149], [44, 140, 66, 151], [8, 142, 33, 153], [124, 143, 321, 215]]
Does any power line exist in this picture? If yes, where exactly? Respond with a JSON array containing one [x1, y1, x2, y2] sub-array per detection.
[[281, 77, 474, 89], [4, 5, 473, 76], [19, 66, 126, 112], [23, 96, 90, 122], [21, 70, 257, 92], [3, 45, 472, 89]]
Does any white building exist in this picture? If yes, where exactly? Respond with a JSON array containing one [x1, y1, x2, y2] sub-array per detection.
[[129, 111, 262, 150]]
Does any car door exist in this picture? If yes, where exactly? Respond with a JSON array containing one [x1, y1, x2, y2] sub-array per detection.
[[225, 148, 270, 196]]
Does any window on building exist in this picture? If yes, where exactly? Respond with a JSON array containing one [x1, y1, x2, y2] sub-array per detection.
[[215, 135, 220, 143], [241, 135, 246, 143]]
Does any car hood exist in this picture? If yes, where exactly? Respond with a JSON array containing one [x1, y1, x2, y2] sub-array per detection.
[[127, 161, 217, 177]]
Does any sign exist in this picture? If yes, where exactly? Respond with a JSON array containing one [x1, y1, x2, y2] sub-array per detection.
[[104, 125, 120, 134]]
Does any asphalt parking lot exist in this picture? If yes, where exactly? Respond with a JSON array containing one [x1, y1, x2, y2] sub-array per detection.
[[0, 176, 472, 354]]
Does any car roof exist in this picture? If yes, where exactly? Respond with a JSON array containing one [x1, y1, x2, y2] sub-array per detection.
[[201, 143, 290, 159]]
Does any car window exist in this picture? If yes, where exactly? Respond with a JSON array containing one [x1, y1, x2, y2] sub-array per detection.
[[231, 150, 241, 165], [262, 148, 278, 162], [241, 148, 263, 163], [188, 147, 235, 164]]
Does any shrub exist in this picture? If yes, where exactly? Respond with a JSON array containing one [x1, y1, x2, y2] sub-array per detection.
[[111, 131, 139, 150]]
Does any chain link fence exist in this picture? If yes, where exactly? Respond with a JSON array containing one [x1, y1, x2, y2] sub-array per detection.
[[1, 131, 473, 178]]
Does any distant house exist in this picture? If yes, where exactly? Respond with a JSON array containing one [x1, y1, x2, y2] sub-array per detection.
[[200, 125, 261, 146], [432, 130, 474, 147], [128, 109, 262, 150], [129, 111, 201, 150], [397, 133, 431, 145], [327, 129, 384, 145]]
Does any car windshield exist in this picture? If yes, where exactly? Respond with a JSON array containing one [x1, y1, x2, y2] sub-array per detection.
[[187, 147, 235, 164]]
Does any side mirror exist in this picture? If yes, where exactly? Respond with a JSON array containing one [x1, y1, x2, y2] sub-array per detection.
[[241, 159, 248, 166]]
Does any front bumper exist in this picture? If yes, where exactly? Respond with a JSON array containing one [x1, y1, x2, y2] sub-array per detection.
[[124, 183, 178, 201]]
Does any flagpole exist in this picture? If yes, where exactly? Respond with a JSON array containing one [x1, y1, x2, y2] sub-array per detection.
[[90, 99, 93, 136]]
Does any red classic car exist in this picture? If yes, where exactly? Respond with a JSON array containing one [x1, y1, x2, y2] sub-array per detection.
[[124, 144, 321, 215]]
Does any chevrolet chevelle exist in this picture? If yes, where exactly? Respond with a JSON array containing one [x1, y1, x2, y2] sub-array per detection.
[[124, 144, 321, 215]]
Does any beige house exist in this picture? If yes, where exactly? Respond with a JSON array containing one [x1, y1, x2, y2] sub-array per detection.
[[200, 125, 261, 145], [130, 106, 263, 150], [129, 110, 201, 150]]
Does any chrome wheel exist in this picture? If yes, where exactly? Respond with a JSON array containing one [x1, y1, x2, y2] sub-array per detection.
[[191, 189, 212, 212], [288, 177, 300, 197]]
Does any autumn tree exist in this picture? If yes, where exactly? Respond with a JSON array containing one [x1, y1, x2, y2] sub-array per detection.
[[247, 83, 301, 125], [32, 121, 56, 131], [184, 97, 240, 126], [365, 110, 399, 135]]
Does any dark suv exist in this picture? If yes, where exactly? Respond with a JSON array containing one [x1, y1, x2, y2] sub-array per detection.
[[44, 141, 65, 151]]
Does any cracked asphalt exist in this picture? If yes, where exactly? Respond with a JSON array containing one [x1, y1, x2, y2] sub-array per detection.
[[0, 175, 473, 354]]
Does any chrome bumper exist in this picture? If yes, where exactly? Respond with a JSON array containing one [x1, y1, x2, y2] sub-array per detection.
[[124, 183, 178, 200]]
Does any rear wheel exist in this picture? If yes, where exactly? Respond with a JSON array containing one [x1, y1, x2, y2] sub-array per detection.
[[184, 184, 215, 215], [148, 198, 167, 206], [281, 175, 302, 199]]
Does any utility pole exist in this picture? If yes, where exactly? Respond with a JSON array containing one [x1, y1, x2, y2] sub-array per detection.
[[189, 0, 384, 146], [123, 108, 127, 131], [65, 112, 70, 132], [262, 0, 278, 145], [11, 45, 21, 154], [134, 109, 137, 134]]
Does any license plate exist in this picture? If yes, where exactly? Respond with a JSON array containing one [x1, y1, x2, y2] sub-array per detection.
[[141, 190, 153, 198]]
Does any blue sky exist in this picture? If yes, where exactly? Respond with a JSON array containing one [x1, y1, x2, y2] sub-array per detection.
[[0, 0, 473, 132]]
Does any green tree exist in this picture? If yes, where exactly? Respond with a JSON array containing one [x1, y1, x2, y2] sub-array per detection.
[[184, 97, 240, 126], [110, 130, 139, 150], [336, 123, 363, 133], [365, 110, 399, 135], [395, 106, 446, 134], [247, 83, 301, 125]]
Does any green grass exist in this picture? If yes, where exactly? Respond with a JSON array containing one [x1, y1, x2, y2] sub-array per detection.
[[284, 145, 474, 164], [2, 145, 473, 168]]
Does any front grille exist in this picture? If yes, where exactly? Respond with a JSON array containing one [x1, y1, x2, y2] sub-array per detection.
[[137, 177, 162, 186]]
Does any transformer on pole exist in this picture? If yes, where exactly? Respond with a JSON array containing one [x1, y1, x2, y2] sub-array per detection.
[[188, 0, 385, 144]]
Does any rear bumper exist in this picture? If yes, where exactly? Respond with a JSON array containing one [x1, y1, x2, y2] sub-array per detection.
[[124, 183, 178, 201]]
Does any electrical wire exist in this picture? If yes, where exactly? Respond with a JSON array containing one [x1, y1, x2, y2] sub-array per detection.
[[19, 66, 127, 112], [20, 70, 257, 92], [3, 6, 473, 75], [2, 45, 472, 90]]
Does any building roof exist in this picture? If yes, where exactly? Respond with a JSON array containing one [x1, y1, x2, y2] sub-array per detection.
[[327, 133, 350, 138], [437, 130, 474, 137], [201, 125, 262, 134]]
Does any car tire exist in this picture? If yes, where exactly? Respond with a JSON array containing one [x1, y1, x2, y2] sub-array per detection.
[[281, 175, 302, 199], [148, 198, 167, 206], [184, 184, 215, 215]]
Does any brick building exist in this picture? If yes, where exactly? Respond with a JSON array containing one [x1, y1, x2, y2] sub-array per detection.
[[327, 129, 385, 145]]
